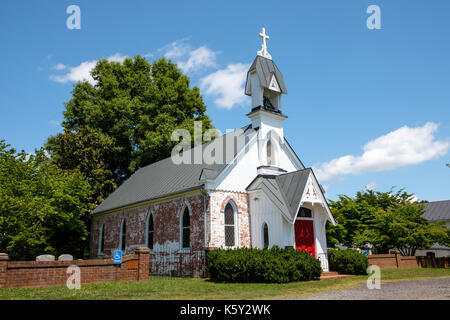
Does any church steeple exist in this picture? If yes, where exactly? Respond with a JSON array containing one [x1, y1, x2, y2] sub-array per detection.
[[245, 28, 289, 171], [244, 28, 287, 114]]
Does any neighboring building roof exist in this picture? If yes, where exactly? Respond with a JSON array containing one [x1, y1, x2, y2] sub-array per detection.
[[245, 56, 288, 95], [92, 125, 257, 214], [422, 200, 450, 222]]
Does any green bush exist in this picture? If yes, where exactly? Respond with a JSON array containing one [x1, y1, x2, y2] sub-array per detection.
[[206, 246, 322, 283], [328, 249, 369, 275]]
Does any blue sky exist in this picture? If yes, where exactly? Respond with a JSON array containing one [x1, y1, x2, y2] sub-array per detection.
[[1, 0, 449, 202]]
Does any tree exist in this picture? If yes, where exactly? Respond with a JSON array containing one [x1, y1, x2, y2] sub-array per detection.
[[0, 140, 91, 260], [46, 55, 214, 207], [353, 202, 449, 256], [326, 188, 449, 255]]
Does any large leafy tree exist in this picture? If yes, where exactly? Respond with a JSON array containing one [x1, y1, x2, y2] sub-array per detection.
[[0, 140, 91, 260], [46, 55, 213, 207], [326, 188, 449, 255]]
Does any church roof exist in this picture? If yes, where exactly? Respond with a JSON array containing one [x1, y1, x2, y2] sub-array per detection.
[[92, 125, 257, 214], [275, 169, 311, 219], [422, 200, 450, 221], [245, 56, 288, 95], [246, 168, 336, 225], [247, 168, 311, 222]]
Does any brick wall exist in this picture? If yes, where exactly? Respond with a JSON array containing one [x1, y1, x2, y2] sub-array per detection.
[[0, 248, 149, 288], [368, 253, 449, 269], [207, 190, 250, 248], [91, 192, 205, 258]]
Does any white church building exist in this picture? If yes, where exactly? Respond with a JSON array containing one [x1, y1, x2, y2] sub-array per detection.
[[90, 28, 337, 274]]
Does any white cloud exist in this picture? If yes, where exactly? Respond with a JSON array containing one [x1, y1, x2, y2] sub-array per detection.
[[50, 53, 127, 85], [53, 63, 67, 70], [365, 182, 378, 191], [160, 39, 218, 73], [178, 46, 217, 72], [199, 63, 250, 109], [161, 39, 191, 60], [314, 122, 449, 181]]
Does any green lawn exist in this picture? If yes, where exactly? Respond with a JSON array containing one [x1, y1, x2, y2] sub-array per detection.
[[0, 268, 449, 300]]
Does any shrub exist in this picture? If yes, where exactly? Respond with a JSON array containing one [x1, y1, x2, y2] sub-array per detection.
[[206, 246, 322, 283], [328, 249, 369, 275]]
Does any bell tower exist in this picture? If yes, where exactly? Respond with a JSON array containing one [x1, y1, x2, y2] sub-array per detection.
[[245, 28, 289, 172]]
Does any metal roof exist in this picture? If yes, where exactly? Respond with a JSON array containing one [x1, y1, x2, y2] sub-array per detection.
[[422, 200, 450, 221], [247, 168, 311, 222], [92, 125, 257, 214], [246, 168, 336, 225], [275, 168, 311, 220], [245, 56, 287, 95]]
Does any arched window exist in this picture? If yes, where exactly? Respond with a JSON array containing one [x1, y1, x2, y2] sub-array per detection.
[[99, 224, 105, 254], [181, 207, 190, 249], [147, 213, 154, 250], [120, 219, 126, 251], [266, 140, 273, 165], [262, 223, 269, 249], [224, 202, 235, 247], [297, 207, 312, 218]]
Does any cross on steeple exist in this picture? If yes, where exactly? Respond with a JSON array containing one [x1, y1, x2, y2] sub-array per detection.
[[257, 27, 272, 60]]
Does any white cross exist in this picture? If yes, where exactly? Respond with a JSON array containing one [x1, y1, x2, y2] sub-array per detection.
[[257, 27, 272, 60]]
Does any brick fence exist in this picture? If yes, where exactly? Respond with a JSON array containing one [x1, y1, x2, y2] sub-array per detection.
[[0, 247, 150, 288], [368, 253, 450, 269]]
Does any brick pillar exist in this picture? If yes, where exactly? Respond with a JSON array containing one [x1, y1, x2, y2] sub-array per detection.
[[394, 251, 400, 268], [0, 253, 8, 288], [136, 247, 150, 282]]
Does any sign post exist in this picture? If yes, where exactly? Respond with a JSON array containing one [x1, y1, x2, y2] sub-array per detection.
[[113, 250, 122, 264], [113, 250, 122, 282]]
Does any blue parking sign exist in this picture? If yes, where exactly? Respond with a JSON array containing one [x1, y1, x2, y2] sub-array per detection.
[[113, 250, 122, 264]]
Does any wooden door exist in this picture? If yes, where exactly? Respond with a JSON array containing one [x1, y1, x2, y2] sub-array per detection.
[[294, 219, 315, 257]]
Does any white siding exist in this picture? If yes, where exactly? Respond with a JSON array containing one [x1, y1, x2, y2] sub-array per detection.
[[249, 191, 293, 249]]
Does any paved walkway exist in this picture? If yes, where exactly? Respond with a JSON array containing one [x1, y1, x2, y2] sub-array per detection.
[[302, 277, 450, 300]]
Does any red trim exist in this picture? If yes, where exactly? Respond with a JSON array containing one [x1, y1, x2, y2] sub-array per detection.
[[294, 219, 315, 257]]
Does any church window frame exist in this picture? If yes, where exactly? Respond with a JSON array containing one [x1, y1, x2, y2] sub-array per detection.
[[119, 219, 127, 252], [296, 207, 314, 220], [262, 222, 269, 249], [98, 224, 105, 255], [146, 211, 154, 251], [223, 200, 239, 248], [180, 205, 191, 251]]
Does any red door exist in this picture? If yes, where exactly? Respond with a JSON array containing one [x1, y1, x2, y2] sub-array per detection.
[[294, 220, 315, 257]]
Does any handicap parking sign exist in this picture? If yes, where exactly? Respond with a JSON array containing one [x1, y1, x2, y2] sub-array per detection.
[[113, 250, 122, 264]]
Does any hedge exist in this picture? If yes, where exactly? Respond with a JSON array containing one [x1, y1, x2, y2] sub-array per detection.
[[206, 246, 322, 283], [328, 249, 369, 275]]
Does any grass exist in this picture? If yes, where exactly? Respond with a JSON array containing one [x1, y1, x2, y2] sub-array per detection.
[[0, 268, 449, 300]]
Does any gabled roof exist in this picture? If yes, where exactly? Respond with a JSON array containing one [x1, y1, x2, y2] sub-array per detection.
[[247, 168, 336, 225], [423, 200, 450, 221], [275, 169, 311, 219], [245, 56, 287, 95], [92, 125, 257, 214]]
